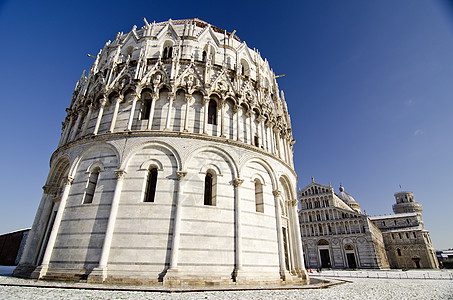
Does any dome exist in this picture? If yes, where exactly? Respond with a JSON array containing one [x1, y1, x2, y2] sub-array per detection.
[[339, 185, 361, 213], [13, 18, 308, 287]]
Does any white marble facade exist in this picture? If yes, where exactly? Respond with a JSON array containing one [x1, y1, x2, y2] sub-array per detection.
[[13, 18, 308, 286]]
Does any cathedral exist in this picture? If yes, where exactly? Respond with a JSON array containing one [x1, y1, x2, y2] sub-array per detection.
[[299, 180, 438, 270], [13, 18, 308, 286]]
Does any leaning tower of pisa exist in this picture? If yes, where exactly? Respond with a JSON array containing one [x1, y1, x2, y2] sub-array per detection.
[[13, 18, 307, 286]]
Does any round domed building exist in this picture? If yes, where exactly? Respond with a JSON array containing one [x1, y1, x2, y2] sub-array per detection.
[[14, 18, 308, 286]]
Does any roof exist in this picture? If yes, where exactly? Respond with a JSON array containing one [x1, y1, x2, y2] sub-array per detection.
[[379, 225, 424, 233], [369, 212, 417, 220]]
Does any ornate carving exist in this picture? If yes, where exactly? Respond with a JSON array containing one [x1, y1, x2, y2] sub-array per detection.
[[114, 169, 127, 179], [63, 177, 74, 185], [273, 190, 282, 197], [233, 178, 244, 187], [176, 170, 187, 179]]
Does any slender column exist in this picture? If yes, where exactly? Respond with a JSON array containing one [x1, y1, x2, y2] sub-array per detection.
[[97, 170, 127, 272], [69, 111, 83, 142], [58, 120, 69, 147], [273, 190, 287, 278], [93, 98, 107, 135], [260, 118, 266, 149], [245, 111, 251, 145], [234, 105, 240, 141], [81, 105, 93, 137], [249, 112, 254, 145], [275, 129, 282, 158], [183, 94, 192, 132], [220, 100, 226, 137], [38, 177, 73, 277], [62, 115, 74, 145], [147, 94, 158, 130], [233, 178, 244, 279], [108, 96, 122, 133], [169, 171, 187, 270], [202, 96, 209, 134], [17, 187, 54, 266], [165, 93, 174, 130], [126, 95, 138, 131]]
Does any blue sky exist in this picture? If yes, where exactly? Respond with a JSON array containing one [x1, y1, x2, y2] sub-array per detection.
[[0, 0, 452, 250]]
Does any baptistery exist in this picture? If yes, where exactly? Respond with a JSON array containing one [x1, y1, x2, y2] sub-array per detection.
[[14, 18, 307, 286]]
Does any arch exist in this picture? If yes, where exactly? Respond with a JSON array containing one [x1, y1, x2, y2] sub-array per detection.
[[317, 239, 329, 245], [185, 145, 238, 178], [240, 157, 277, 190], [139, 159, 164, 171], [82, 164, 102, 204], [46, 155, 71, 192], [70, 143, 121, 179], [199, 163, 222, 176], [85, 161, 105, 173], [254, 178, 264, 213], [121, 140, 182, 172], [240, 58, 250, 77]]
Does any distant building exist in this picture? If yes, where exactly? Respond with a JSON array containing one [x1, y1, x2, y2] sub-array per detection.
[[298, 180, 389, 269], [370, 192, 439, 269], [0, 229, 30, 266], [436, 249, 453, 269], [299, 180, 438, 270]]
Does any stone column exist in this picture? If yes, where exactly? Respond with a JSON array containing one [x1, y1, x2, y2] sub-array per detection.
[[147, 94, 158, 130], [273, 190, 289, 280], [108, 96, 122, 133], [126, 95, 138, 131], [58, 120, 69, 147], [36, 176, 73, 278], [245, 111, 251, 145], [233, 178, 244, 281], [220, 100, 226, 137], [165, 93, 174, 130], [15, 186, 54, 269], [274, 129, 282, 158], [89, 170, 126, 282], [249, 112, 254, 145], [62, 115, 74, 145], [93, 98, 107, 135], [168, 171, 187, 270], [202, 96, 209, 134], [69, 110, 83, 142], [183, 94, 191, 132], [81, 105, 93, 137], [259, 117, 266, 149], [234, 105, 241, 142]]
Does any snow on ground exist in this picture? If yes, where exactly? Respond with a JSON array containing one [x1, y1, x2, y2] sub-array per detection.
[[0, 267, 452, 299]]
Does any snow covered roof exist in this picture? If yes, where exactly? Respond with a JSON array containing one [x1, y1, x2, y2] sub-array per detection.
[[369, 212, 417, 220]]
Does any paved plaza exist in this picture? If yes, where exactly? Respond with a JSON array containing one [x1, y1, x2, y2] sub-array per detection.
[[1, 266, 452, 299]]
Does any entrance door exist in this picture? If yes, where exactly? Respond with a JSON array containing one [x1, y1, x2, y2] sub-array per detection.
[[346, 253, 357, 269], [319, 249, 331, 268]]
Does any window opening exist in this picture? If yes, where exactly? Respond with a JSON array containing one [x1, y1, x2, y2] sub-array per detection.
[[208, 99, 217, 125], [142, 101, 151, 120], [255, 179, 264, 213], [83, 167, 100, 204], [204, 173, 214, 205], [144, 167, 158, 202]]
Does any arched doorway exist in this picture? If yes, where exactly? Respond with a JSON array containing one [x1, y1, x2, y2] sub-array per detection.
[[344, 244, 357, 269], [317, 239, 331, 268]]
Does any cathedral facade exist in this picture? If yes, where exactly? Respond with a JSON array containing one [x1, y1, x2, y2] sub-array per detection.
[[13, 18, 308, 286], [298, 181, 389, 269]]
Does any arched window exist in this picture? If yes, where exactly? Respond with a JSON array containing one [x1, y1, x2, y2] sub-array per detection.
[[204, 171, 216, 206], [397, 248, 402, 256], [254, 179, 264, 213], [202, 50, 207, 61], [142, 100, 152, 120], [144, 167, 158, 202], [163, 47, 168, 59], [208, 99, 217, 125], [83, 167, 100, 204]]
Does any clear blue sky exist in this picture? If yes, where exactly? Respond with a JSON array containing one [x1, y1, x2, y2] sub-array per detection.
[[0, 0, 452, 250]]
